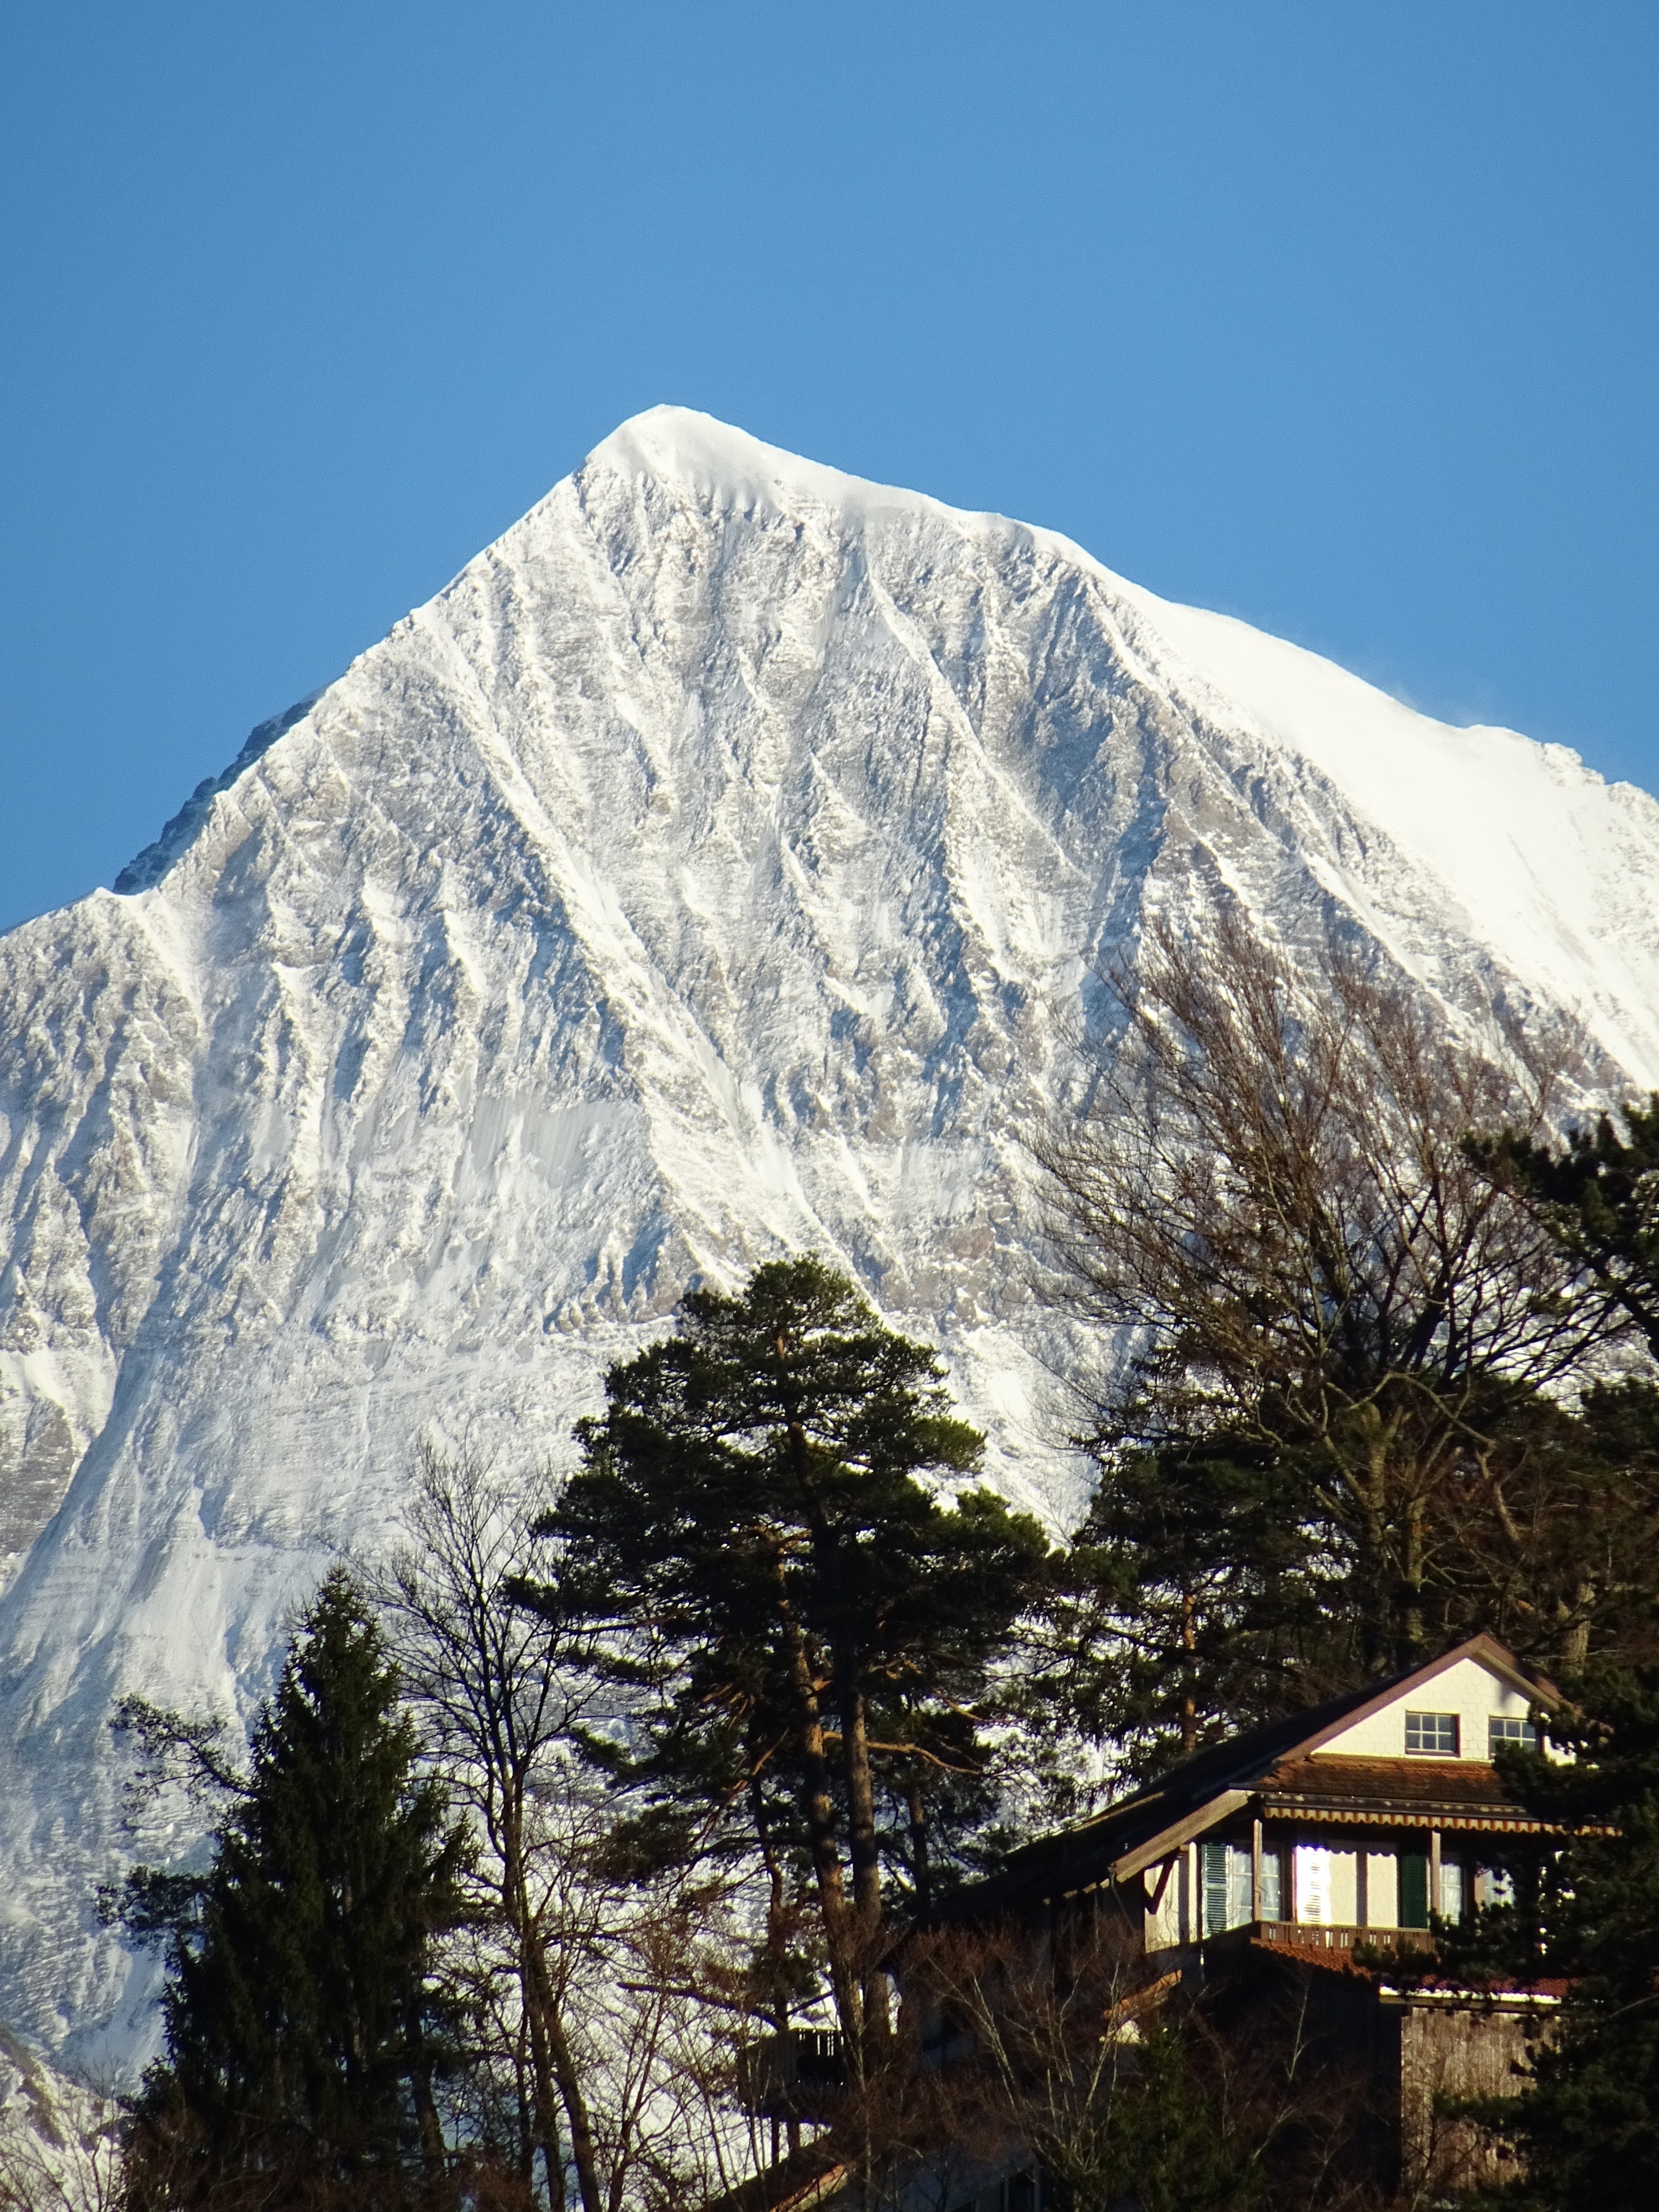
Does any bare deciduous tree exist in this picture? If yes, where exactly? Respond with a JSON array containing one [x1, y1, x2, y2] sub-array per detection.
[[863, 1915, 1390, 2212], [379, 1444, 616, 2210], [0, 2065, 122, 2212], [1038, 910, 1630, 1676], [378, 1445, 783, 2212]]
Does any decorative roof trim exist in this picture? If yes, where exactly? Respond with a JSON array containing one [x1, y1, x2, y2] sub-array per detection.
[[1258, 1801, 1551, 1834]]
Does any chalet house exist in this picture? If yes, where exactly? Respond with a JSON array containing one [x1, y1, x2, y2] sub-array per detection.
[[731, 1635, 1565, 2210], [939, 1631, 1564, 2206], [968, 1630, 1558, 1949]]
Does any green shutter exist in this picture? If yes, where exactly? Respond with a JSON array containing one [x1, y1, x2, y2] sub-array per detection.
[[1400, 1851, 1430, 1928]]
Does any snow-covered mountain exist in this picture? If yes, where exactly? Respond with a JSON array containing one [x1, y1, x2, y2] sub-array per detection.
[[4, 406, 1659, 2076]]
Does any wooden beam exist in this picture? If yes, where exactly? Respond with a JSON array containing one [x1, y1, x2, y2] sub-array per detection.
[[1111, 1789, 1253, 1883]]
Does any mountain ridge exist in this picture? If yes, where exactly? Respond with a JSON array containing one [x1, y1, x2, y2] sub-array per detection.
[[2, 405, 1657, 2076]]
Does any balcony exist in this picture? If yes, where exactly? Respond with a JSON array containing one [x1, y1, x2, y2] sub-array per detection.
[[737, 2028, 847, 2119], [1200, 1920, 1439, 1960]]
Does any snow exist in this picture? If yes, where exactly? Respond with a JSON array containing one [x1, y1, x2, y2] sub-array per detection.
[[2, 405, 1659, 2079], [1112, 584, 1659, 1067]]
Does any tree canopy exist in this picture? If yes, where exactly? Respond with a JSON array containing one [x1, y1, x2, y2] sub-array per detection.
[[1476, 1092, 1659, 1359], [1034, 913, 1659, 1766], [538, 1256, 1050, 2073], [122, 1568, 472, 2211]]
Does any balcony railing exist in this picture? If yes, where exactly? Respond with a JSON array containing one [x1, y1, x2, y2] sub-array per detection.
[[1220, 1920, 1438, 1956], [737, 2028, 847, 2119]]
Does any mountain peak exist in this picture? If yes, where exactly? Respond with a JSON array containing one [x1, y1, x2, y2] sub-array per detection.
[[582, 403, 953, 527], [4, 416, 1659, 2079]]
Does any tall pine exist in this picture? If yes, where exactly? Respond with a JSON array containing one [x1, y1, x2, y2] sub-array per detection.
[[1476, 1091, 1659, 1357], [124, 1568, 471, 2211], [539, 1257, 1049, 2078]]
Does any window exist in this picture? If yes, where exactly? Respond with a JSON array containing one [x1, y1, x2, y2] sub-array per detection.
[[1199, 1840, 1255, 1936], [1440, 1859, 1464, 1924], [1260, 1845, 1284, 1923], [1489, 1715, 1540, 1756], [1405, 1711, 1460, 1756]]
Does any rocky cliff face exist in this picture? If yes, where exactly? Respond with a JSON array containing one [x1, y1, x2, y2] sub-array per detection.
[[3, 407, 1658, 2073]]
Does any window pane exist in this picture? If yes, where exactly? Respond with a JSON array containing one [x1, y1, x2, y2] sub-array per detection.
[[1199, 1842, 1256, 1936], [1489, 1715, 1539, 1755], [1440, 1860, 1464, 1923], [1226, 1842, 1254, 1929], [1296, 1844, 1333, 1924], [1406, 1711, 1460, 1755], [1260, 1848, 1283, 1921]]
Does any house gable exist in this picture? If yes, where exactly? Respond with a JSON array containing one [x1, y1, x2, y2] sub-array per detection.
[[1310, 1655, 1542, 1764]]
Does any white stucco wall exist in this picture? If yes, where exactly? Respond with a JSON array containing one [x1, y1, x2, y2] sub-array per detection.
[[1311, 1658, 1539, 1762]]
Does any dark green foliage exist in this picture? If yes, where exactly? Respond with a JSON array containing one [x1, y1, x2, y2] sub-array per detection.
[[537, 1257, 1050, 2055], [1475, 1094, 1659, 1357], [1420, 1666, 1659, 2210], [1030, 1438, 1341, 1780], [1037, 1368, 1659, 1779], [122, 1568, 472, 2210], [1472, 1379, 1659, 1672]]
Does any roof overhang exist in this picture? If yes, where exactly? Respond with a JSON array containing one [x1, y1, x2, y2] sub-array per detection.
[[1110, 1789, 1252, 1882], [1258, 1799, 1551, 1835]]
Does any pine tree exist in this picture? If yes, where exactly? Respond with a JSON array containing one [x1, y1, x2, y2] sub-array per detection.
[[1033, 1437, 1339, 1780], [1476, 1092, 1659, 1357], [1431, 1665, 1659, 2210], [537, 1257, 1050, 2076], [123, 1568, 472, 2211]]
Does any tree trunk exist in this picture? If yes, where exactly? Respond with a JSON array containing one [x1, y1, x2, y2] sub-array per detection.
[[1564, 1581, 1594, 1669], [516, 1902, 598, 2212], [502, 1801, 591, 2212], [906, 1781, 930, 1921], [774, 1392, 863, 2049], [538, 1987, 602, 2212], [839, 1678, 888, 2040], [1400, 1493, 1428, 1671], [772, 1548, 860, 2046]]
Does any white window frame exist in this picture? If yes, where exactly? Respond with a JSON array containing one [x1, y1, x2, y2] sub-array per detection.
[[1405, 1710, 1459, 1756]]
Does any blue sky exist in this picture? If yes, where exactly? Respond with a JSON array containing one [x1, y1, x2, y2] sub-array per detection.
[[2, 2, 1655, 934]]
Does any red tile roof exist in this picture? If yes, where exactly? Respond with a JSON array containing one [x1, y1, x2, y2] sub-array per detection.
[[1261, 1755, 1548, 1832]]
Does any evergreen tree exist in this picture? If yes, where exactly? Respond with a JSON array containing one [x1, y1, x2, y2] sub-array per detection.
[[1428, 1665, 1659, 2210], [536, 1257, 1050, 2075], [123, 1568, 472, 2211], [1031, 1437, 1339, 1781], [1476, 1093, 1659, 1358]]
